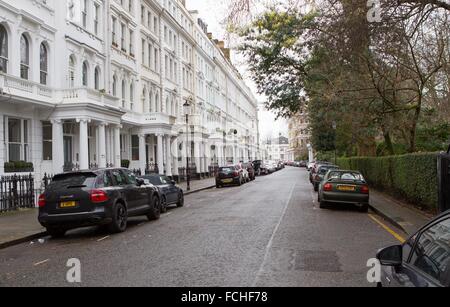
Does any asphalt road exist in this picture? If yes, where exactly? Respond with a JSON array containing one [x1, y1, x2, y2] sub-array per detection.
[[0, 167, 402, 287]]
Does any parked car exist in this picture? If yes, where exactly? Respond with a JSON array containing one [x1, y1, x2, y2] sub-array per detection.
[[216, 166, 245, 187], [376, 210, 450, 287], [312, 164, 340, 192], [237, 163, 250, 182], [140, 174, 184, 212], [307, 161, 315, 171], [38, 169, 161, 238], [299, 161, 307, 168], [244, 162, 256, 181], [252, 160, 265, 176], [318, 170, 370, 212]]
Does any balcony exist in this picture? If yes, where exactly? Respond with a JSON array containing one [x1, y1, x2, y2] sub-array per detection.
[[0, 73, 119, 108]]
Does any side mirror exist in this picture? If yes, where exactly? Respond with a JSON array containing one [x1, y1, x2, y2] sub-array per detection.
[[136, 178, 145, 186], [376, 245, 403, 267], [171, 180, 176, 185]]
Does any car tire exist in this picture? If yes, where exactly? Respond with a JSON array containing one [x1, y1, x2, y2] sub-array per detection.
[[359, 204, 369, 213], [319, 201, 327, 209], [108, 202, 128, 234], [46, 227, 67, 239], [160, 196, 168, 213], [147, 196, 161, 221], [177, 192, 184, 208], [257, 169, 261, 176], [314, 184, 319, 192], [238, 178, 242, 186], [216, 184, 221, 188]]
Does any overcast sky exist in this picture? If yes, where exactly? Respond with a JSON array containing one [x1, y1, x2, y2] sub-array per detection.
[[185, 0, 289, 140]]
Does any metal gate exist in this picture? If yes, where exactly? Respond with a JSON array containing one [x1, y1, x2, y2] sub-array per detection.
[[438, 152, 450, 213]]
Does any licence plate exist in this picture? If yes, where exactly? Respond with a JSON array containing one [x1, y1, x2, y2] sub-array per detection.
[[222, 179, 233, 183], [59, 201, 77, 209], [337, 185, 356, 192]]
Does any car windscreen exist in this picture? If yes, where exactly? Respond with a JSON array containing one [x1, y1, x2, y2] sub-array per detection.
[[220, 167, 235, 173], [48, 173, 97, 189], [328, 171, 365, 182], [319, 167, 338, 175]]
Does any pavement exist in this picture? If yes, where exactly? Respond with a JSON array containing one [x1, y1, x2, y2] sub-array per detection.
[[0, 177, 216, 250], [369, 189, 432, 235], [0, 168, 408, 287]]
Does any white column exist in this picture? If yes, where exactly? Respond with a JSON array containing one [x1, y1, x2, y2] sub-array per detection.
[[51, 119, 64, 174], [139, 134, 146, 174], [78, 119, 89, 170], [0, 115, 4, 174], [157, 134, 164, 175], [114, 126, 121, 168], [165, 136, 172, 176], [172, 137, 179, 176], [98, 123, 107, 168]]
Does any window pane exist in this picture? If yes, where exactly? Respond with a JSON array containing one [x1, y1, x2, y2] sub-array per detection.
[[8, 144, 21, 162], [43, 122, 52, 160], [8, 118, 21, 143], [410, 218, 450, 286], [131, 135, 139, 161]]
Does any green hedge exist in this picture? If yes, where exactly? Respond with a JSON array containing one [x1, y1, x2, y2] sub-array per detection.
[[337, 153, 438, 211]]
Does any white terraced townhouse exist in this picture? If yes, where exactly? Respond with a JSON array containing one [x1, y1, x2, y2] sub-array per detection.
[[0, 0, 261, 185]]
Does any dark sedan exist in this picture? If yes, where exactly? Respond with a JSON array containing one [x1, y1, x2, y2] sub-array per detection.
[[376, 210, 450, 287], [141, 174, 184, 212], [38, 169, 161, 238], [318, 170, 369, 212], [312, 164, 339, 192], [216, 166, 244, 187]]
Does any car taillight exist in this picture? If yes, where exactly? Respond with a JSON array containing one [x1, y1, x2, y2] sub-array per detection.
[[90, 190, 109, 203], [324, 183, 333, 192], [38, 194, 46, 208], [234, 171, 239, 176], [361, 185, 370, 194]]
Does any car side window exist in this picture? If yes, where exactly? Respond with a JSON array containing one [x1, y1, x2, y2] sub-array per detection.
[[410, 218, 450, 286], [123, 170, 137, 185], [111, 170, 127, 186], [96, 172, 112, 188], [403, 234, 417, 263]]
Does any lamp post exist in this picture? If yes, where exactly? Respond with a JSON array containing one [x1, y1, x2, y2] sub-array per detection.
[[183, 96, 193, 191], [332, 121, 337, 165]]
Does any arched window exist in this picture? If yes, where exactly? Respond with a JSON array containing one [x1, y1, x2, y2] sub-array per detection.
[[130, 82, 134, 110], [40, 43, 48, 85], [149, 91, 153, 113], [82, 61, 88, 86], [142, 87, 147, 113], [165, 97, 170, 115], [112, 75, 117, 96], [0, 25, 8, 73], [69, 55, 76, 87], [20, 34, 29, 79], [94, 66, 100, 90]]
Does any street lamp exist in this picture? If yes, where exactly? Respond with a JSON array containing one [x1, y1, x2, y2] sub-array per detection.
[[332, 121, 337, 165], [183, 96, 193, 191]]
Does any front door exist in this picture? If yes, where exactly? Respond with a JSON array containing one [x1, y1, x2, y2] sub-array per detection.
[[63, 136, 73, 171]]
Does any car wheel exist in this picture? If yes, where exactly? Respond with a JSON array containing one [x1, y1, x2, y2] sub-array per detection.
[[177, 192, 184, 208], [319, 201, 327, 209], [216, 184, 221, 188], [257, 169, 261, 176], [160, 196, 168, 213], [314, 184, 319, 192], [238, 178, 242, 186], [147, 196, 161, 221], [108, 202, 128, 233], [46, 227, 67, 239]]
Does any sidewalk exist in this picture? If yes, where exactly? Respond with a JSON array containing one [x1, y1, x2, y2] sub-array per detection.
[[0, 177, 216, 250], [370, 189, 433, 235]]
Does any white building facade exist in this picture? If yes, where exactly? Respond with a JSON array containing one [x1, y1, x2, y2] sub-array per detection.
[[0, 0, 260, 183], [263, 136, 289, 162]]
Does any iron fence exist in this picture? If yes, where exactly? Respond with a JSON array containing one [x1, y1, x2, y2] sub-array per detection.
[[0, 174, 35, 213]]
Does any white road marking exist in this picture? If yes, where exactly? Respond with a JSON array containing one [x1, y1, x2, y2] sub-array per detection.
[[33, 259, 50, 267], [97, 236, 110, 242], [252, 181, 296, 287]]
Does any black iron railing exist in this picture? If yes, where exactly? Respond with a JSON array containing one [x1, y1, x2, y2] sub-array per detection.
[[0, 174, 35, 213]]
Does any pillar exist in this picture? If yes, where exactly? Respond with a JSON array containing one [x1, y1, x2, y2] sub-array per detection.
[[194, 141, 200, 175], [157, 134, 164, 175], [51, 119, 64, 174], [172, 137, 179, 176], [165, 135, 172, 177], [98, 123, 107, 168], [78, 119, 89, 170], [139, 134, 146, 175], [114, 126, 121, 168]]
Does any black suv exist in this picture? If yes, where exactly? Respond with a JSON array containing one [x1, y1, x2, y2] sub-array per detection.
[[38, 168, 161, 238]]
